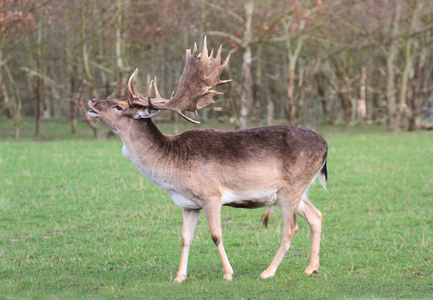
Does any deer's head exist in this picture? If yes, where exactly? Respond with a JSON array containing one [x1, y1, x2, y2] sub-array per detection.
[[87, 93, 159, 133], [88, 37, 232, 132]]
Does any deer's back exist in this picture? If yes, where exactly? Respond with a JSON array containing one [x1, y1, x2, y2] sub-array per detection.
[[173, 124, 327, 163]]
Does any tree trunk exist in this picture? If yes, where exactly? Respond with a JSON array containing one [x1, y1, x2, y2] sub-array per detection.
[[0, 82, 13, 118], [34, 58, 42, 137], [266, 98, 274, 125], [386, 2, 401, 131], [116, 0, 125, 98], [34, 20, 43, 137], [408, 48, 426, 131], [397, 1, 420, 129], [287, 69, 296, 122], [296, 67, 306, 124], [4, 64, 22, 139], [81, 1, 101, 138], [70, 99, 77, 133], [81, 2, 98, 100], [338, 79, 354, 126], [0, 51, 13, 118], [239, 47, 252, 129], [357, 67, 367, 124], [253, 43, 264, 121], [285, 20, 306, 124], [239, 0, 254, 130], [314, 68, 328, 123]]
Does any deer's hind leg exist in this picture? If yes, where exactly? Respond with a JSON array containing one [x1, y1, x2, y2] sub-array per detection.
[[297, 194, 322, 275], [259, 190, 301, 279]]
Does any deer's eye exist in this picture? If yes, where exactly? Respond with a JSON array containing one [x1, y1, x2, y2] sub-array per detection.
[[114, 106, 123, 111]]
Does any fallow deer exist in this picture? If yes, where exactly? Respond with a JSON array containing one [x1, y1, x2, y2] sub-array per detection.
[[87, 38, 328, 283]]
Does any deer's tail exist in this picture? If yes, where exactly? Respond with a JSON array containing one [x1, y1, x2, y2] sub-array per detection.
[[261, 206, 274, 228], [318, 150, 328, 190]]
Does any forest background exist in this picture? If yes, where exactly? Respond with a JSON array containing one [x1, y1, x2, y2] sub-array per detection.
[[1, 1, 433, 298], [1, 0, 433, 139]]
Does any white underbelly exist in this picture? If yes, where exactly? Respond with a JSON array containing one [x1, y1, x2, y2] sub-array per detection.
[[170, 193, 202, 209], [169, 189, 278, 210], [221, 189, 278, 208]]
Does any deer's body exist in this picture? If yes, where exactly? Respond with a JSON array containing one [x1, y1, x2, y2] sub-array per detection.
[[88, 39, 328, 282], [120, 118, 326, 212]]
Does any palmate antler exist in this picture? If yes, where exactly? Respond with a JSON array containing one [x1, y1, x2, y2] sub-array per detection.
[[128, 37, 232, 124]]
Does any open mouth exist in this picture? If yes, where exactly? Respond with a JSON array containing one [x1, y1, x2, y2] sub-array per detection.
[[87, 108, 100, 118], [87, 101, 100, 118]]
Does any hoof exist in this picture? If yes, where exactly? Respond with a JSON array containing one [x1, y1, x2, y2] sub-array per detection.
[[172, 275, 186, 283], [223, 273, 233, 281], [303, 266, 319, 275], [258, 271, 275, 280]]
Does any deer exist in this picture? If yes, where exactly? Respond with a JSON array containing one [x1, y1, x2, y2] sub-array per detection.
[[87, 38, 328, 283]]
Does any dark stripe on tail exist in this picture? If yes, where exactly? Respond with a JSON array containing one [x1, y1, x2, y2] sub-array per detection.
[[321, 159, 327, 182], [318, 149, 328, 189]]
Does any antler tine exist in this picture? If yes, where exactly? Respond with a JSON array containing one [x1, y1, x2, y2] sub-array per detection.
[[128, 69, 138, 105], [219, 79, 233, 84], [222, 48, 234, 68], [215, 45, 222, 64], [149, 77, 169, 107], [202, 36, 208, 58], [216, 45, 222, 58], [153, 77, 161, 99], [127, 69, 159, 108], [193, 42, 198, 56], [147, 79, 154, 105], [177, 112, 201, 124], [214, 47, 233, 86]]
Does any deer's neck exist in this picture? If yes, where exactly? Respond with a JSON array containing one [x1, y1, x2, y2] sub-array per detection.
[[121, 118, 167, 151], [118, 118, 176, 184]]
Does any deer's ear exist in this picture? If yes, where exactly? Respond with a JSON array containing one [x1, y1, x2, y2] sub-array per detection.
[[133, 108, 160, 119]]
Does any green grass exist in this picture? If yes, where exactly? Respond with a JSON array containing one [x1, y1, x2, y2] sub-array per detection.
[[0, 118, 432, 299]]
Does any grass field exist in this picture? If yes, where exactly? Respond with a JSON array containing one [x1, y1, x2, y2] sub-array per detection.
[[0, 118, 432, 299]]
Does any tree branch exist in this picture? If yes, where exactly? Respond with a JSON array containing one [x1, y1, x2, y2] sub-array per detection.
[[207, 31, 243, 45], [205, 3, 244, 24]]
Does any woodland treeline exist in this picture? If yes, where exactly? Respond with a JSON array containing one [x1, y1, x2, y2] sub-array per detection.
[[1, 0, 433, 138]]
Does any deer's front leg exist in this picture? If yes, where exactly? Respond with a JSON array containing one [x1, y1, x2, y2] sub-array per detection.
[[203, 202, 234, 281], [173, 208, 200, 283]]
